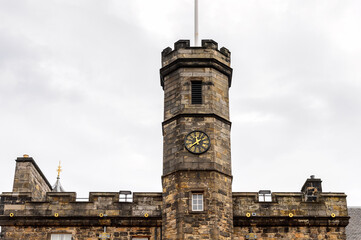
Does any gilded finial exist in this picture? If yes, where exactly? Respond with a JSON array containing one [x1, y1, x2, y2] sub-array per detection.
[[57, 161, 62, 178]]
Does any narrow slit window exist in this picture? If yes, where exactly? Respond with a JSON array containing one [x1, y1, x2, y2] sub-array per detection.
[[191, 81, 202, 104]]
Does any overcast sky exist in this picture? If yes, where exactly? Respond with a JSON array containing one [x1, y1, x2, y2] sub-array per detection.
[[0, 0, 360, 206]]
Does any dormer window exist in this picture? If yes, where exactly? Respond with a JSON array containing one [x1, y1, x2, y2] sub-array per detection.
[[305, 186, 318, 202], [191, 81, 202, 104], [51, 234, 72, 240], [258, 190, 272, 202]]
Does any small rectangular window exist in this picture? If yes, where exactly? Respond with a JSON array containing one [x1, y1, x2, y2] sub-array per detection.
[[51, 234, 72, 240], [192, 193, 204, 211], [304, 187, 318, 202], [258, 190, 272, 202], [191, 81, 202, 104]]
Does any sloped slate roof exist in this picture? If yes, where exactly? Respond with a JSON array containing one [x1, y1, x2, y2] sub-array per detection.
[[347, 207, 361, 240]]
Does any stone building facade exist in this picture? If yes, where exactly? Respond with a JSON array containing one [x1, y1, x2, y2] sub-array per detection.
[[0, 40, 349, 239]]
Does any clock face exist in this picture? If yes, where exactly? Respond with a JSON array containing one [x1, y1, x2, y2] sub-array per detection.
[[184, 131, 210, 154]]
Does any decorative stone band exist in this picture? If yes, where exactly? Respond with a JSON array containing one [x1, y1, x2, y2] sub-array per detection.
[[0, 215, 162, 227], [233, 216, 349, 227], [162, 113, 232, 127], [161, 169, 233, 180], [159, 57, 233, 89]]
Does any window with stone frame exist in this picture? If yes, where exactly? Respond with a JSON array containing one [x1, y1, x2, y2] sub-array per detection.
[[192, 193, 204, 211], [51, 234, 72, 240], [191, 81, 202, 104]]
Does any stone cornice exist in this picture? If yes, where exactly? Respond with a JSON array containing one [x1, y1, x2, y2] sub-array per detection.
[[0, 216, 162, 227], [162, 113, 231, 127], [233, 216, 350, 227], [160, 58, 233, 89], [162, 169, 233, 180]]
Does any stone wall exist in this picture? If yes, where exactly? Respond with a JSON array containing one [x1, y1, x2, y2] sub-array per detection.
[[0, 192, 162, 239], [1, 226, 161, 240], [162, 171, 233, 240], [161, 39, 233, 177], [161, 39, 232, 123], [11, 156, 52, 201], [232, 192, 349, 239], [233, 226, 346, 240], [0, 190, 349, 240], [162, 116, 232, 176], [162, 67, 230, 121], [0, 192, 161, 219]]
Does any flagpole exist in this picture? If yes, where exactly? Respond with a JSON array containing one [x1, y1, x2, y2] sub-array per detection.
[[194, 0, 199, 46]]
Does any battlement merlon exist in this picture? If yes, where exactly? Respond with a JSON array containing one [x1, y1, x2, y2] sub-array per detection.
[[160, 39, 233, 89], [12, 157, 52, 201]]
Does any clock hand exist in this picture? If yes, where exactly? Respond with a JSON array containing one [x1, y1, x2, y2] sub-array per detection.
[[189, 138, 201, 147]]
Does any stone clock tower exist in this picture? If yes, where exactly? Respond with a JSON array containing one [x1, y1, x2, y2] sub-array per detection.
[[0, 39, 350, 240], [160, 40, 233, 239]]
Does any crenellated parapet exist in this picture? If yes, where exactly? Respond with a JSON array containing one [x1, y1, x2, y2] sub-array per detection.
[[160, 39, 232, 89], [233, 192, 348, 218], [231, 191, 349, 239], [0, 191, 162, 227]]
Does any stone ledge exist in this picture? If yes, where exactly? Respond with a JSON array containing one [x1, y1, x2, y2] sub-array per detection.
[[232, 192, 347, 199], [0, 192, 32, 198], [162, 169, 233, 179], [234, 216, 350, 227], [0, 215, 162, 227], [133, 193, 162, 198], [162, 113, 231, 126]]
